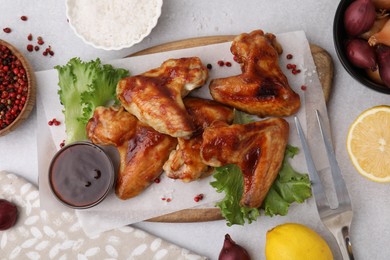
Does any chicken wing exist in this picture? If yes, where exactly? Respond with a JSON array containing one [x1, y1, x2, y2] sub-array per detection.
[[86, 106, 177, 200], [117, 57, 208, 138], [209, 30, 300, 117], [200, 118, 289, 208], [163, 97, 234, 182], [86, 106, 137, 146], [116, 122, 177, 199]]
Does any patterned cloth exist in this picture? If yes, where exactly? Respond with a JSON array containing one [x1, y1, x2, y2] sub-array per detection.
[[0, 171, 206, 260]]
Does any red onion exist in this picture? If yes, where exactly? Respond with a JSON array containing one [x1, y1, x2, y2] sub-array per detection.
[[346, 38, 377, 70], [376, 44, 390, 88], [0, 199, 18, 231], [218, 234, 251, 260], [344, 0, 376, 36]]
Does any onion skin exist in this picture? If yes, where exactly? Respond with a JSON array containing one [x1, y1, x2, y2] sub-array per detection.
[[346, 38, 377, 70], [360, 17, 389, 40], [368, 19, 390, 46], [0, 199, 18, 231], [219, 234, 251, 260], [372, 0, 390, 9], [376, 44, 390, 88], [366, 66, 384, 84], [344, 0, 376, 36]]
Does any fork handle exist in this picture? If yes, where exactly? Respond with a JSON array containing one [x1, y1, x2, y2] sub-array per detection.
[[334, 225, 354, 260]]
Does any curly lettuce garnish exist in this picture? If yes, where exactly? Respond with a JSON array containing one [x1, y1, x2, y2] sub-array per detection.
[[211, 145, 311, 226], [55, 58, 129, 144], [210, 111, 312, 226]]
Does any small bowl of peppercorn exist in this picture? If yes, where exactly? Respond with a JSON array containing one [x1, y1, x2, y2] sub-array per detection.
[[0, 39, 36, 136]]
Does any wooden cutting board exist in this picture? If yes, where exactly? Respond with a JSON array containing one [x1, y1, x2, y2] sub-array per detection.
[[126, 35, 334, 222]]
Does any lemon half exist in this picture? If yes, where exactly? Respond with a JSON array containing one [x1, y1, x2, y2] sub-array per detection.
[[346, 106, 390, 182], [265, 223, 333, 260]]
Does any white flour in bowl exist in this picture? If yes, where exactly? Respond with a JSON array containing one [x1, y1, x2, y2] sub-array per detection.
[[66, 0, 163, 50]]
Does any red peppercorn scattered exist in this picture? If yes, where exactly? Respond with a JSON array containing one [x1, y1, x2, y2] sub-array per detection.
[[286, 63, 301, 75], [301, 85, 307, 91], [37, 37, 44, 45], [3, 28, 11, 33], [24, 23, 55, 58], [194, 193, 204, 202], [60, 140, 65, 148], [0, 44, 29, 130], [48, 118, 60, 126], [225, 62, 232, 67], [286, 54, 293, 59], [292, 69, 301, 75], [20, 16, 28, 21], [217, 60, 225, 66], [43, 46, 54, 57], [161, 197, 172, 202], [154, 177, 160, 183], [26, 44, 33, 52]]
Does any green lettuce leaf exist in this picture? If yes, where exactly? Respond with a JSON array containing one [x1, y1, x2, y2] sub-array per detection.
[[210, 120, 312, 226], [210, 165, 260, 226], [210, 145, 311, 226], [55, 58, 129, 144], [233, 109, 255, 124], [262, 145, 312, 216]]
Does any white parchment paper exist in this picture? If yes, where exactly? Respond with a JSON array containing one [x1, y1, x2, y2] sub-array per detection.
[[36, 30, 329, 236]]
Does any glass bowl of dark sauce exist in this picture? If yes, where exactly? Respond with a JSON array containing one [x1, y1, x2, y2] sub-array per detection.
[[49, 141, 115, 209]]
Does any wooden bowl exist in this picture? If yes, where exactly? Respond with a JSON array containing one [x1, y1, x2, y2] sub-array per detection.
[[0, 39, 36, 136]]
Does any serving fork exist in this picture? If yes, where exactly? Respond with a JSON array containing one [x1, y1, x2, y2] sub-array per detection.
[[295, 110, 354, 260]]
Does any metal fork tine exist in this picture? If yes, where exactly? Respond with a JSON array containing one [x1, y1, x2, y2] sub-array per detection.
[[295, 113, 354, 260], [315, 110, 352, 210], [294, 116, 329, 211]]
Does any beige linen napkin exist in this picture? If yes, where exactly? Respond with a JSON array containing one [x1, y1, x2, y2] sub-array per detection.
[[0, 171, 207, 260]]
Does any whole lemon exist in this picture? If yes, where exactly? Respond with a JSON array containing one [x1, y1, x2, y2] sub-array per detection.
[[265, 223, 333, 260]]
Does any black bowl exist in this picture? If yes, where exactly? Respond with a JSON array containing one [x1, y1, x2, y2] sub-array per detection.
[[333, 0, 390, 94]]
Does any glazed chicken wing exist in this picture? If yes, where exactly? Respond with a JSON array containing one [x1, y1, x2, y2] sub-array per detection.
[[86, 106, 177, 200], [163, 97, 234, 182], [200, 118, 289, 208], [209, 30, 300, 117], [86, 106, 137, 146], [116, 122, 177, 199], [117, 57, 208, 138]]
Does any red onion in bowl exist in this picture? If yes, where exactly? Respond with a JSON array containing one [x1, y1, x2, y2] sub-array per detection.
[[376, 44, 390, 88], [344, 0, 376, 36], [346, 38, 377, 70]]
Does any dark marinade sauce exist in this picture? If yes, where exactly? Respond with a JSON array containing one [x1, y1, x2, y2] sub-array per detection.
[[49, 143, 113, 208]]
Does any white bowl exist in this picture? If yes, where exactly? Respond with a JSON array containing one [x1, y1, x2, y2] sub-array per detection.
[[66, 0, 163, 51]]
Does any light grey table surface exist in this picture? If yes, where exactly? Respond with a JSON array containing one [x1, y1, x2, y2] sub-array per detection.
[[1, 1, 390, 259]]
